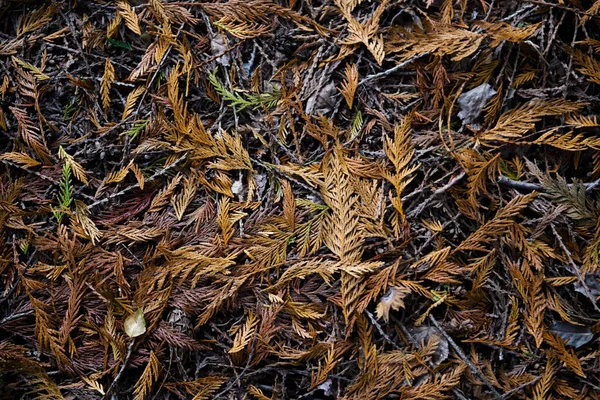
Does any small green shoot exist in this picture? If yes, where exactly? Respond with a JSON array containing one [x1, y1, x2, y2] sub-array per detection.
[[18, 238, 30, 255], [122, 120, 149, 140], [207, 69, 280, 111], [63, 97, 80, 121], [106, 37, 132, 50], [52, 161, 73, 223], [350, 109, 363, 139]]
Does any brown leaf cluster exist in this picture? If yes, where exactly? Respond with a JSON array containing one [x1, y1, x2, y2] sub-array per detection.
[[1, 1, 600, 399]]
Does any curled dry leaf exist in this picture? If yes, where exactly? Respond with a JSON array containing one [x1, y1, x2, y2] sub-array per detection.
[[124, 308, 147, 338]]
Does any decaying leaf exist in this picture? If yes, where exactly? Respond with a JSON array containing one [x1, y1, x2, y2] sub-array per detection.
[[124, 308, 146, 338], [549, 321, 594, 349], [2, 2, 600, 399]]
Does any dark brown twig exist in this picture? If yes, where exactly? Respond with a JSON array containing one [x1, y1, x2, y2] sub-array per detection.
[[429, 316, 504, 400]]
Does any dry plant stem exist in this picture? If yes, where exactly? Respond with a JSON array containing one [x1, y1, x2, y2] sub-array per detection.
[[522, 0, 600, 18], [497, 175, 600, 193], [550, 224, 600, 313], [0, 310, 33, 325], [364, 310, 403, 350], [359, 54, 428, 86], [501, 376, 542, 399], [406, 171, 466, 219], [496, 176, 542, 191], [87, 154, 187, 210], [428, 315, 504, 400], [393, 316, 471, 400], [104, 339, 136, 400]]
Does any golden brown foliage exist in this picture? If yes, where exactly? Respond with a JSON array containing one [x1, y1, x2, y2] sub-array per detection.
[[1, 1, 600, 399]]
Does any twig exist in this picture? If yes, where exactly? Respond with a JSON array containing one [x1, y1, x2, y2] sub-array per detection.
[[87, 154, 187, 210], [0, 310, 34, 326], [104, 339, 135, 400], [550, 224, 600, 313], [428, 315, 504, 400], [392, 316, 472, 400], [497, 176, 542, 191], [359, 54, 428, 86], [365, 310, 403, 350], [501, 376, 541, 399], [522, 0, 600, 18], [406, 171, 466, 219], [498, 175, 600, 193]]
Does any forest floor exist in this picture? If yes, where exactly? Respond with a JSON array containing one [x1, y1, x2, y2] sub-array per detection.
[[1, 0, 600, 399]]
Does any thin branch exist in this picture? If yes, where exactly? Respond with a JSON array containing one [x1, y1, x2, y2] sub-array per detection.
[[429, 315, 504, 400], [87, 154, 187, 210], [359, 54, 428, 86], [104, 339, 136, 400]]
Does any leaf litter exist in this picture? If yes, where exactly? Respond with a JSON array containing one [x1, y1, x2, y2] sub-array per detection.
[[0, 0, 600, 399]]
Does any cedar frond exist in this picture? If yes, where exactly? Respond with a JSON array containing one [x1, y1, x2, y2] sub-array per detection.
[[117, 1, 142, 35], [532, 358, 556, 400], [456, 192, 537, 252], [543, 332, 586, 377], [128, 43, 159, 81], [201, 0, 316, 32], [9, 106, 49, 162], [461, 150, 501, 206], [513, 70, 538, 88], [531, 128, 600, 150], [74, 200, 102, 244], [104, 165, 131, 185], [321, 151, 362, 263], [229, 312, 258, 353], [12, 56, 49, 81], [480, 99, 583, 145], [267, 162, 325, 188], [469, 249, 497, 290], [309, 346, 340, 390], [105, 225, 164, 244], [524, 274, 546, 348], [164, 377, 227, 399], [583, 217, 600, 274], [527, 160, 595, 221], [281, 179, 296, 231], [474, 21, 541, 48], [149, 174, 182, 212], [218, 196, 234, 245], [384, 113, 419, 233], [17, 4, 59, 38], [0, 152, 40, 168], [269, 258, 335, 289], [101, 58, 115, 111], [339, 63, 358, 109], [386, 22, 484, 62], [171, 175, 197, 221], [569, 47, 600, 85], [248, 385, 271, 400], [107, 14, 121, 38], [122, 86, 145, 120], [58, 145, 88, 185], [565, 114, 599, 127], [163, 246, 235, 287], [133, 351, 161, 400], [52, 162, 73, 223], [213, 17, 270, 39], [130, 163, 145, 189], [336, 0, 387, 65]]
